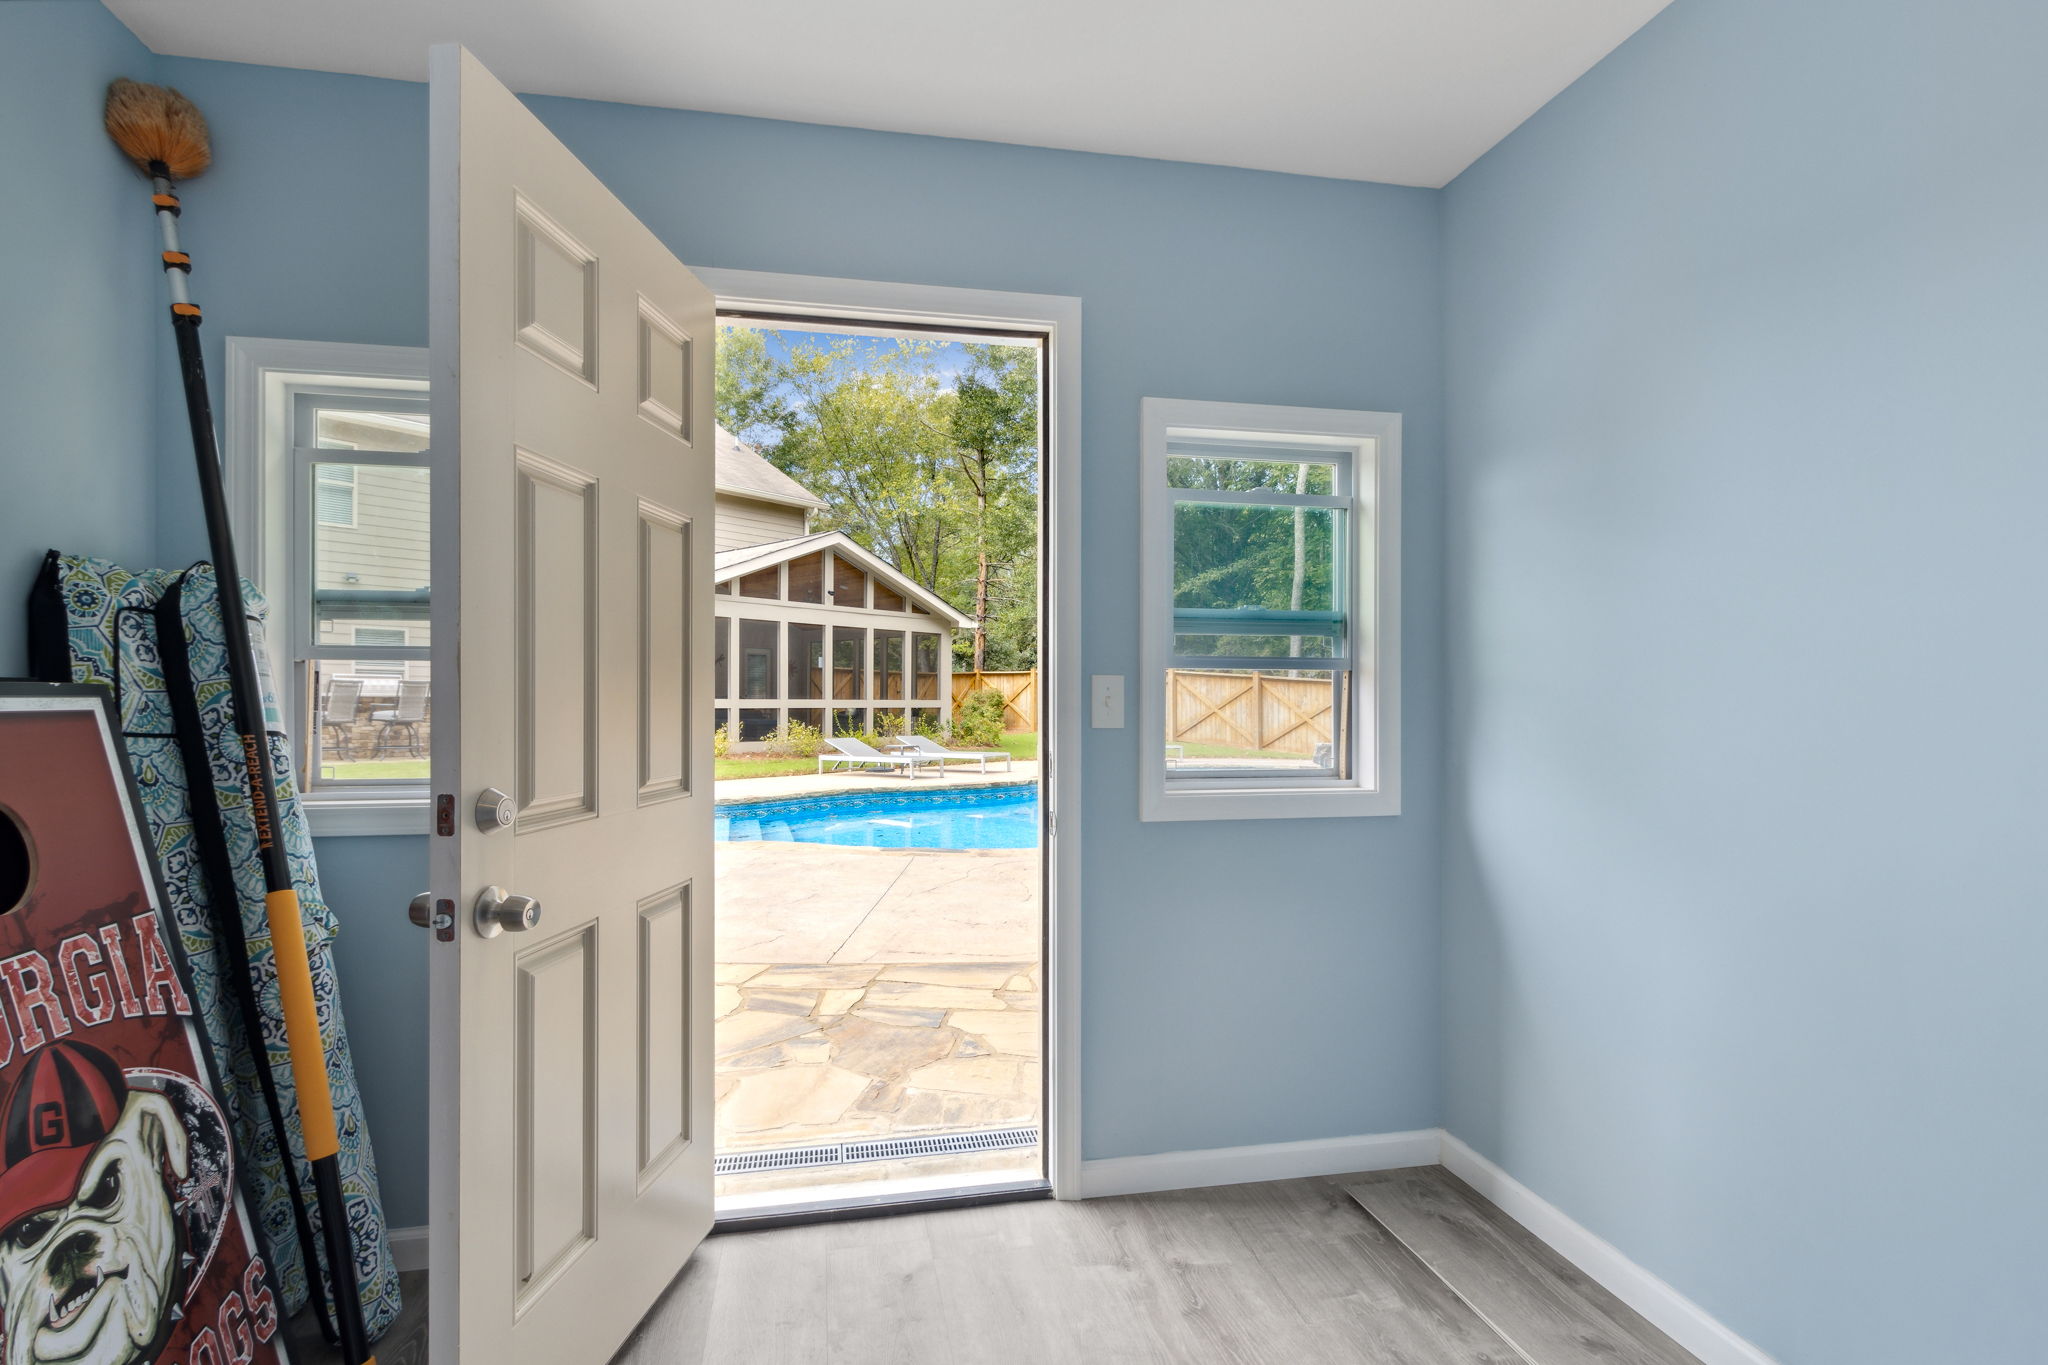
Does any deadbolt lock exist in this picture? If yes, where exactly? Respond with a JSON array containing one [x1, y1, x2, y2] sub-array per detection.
[[407, 892, 453, 934], [476, 787, 515, 833]]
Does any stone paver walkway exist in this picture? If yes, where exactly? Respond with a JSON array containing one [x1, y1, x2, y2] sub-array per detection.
[[714, 839, 1042, 1192]]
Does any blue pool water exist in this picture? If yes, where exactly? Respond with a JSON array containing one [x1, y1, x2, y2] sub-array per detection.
[[716, 785, 1040, 850]]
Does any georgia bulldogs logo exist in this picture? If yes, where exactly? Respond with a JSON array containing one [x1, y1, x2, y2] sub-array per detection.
[[0, 1043, 192, 1365]]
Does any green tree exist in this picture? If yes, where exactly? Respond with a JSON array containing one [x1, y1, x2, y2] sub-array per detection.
[[713, 328, 1043, 672], [714, 325, 795, 452], [948, 345, 1039, 671]]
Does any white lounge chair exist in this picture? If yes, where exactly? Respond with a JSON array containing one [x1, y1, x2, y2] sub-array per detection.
[[819, 735, 944, 779], [895, 734, 1013, 773]]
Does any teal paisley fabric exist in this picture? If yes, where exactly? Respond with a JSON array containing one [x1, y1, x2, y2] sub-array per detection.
[[44, 554, 401, 1337]]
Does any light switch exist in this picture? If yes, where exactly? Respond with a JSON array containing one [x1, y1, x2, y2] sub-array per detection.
[[1091, 675, 1125, 729]]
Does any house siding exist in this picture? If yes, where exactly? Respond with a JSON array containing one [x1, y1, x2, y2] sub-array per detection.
[[715, 493, 806, 551]]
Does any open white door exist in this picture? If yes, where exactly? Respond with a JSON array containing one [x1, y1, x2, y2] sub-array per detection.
[[426, 46, 716, 1365]]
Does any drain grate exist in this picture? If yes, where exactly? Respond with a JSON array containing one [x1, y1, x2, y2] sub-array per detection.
[[716, 1126, 1039, 1176]]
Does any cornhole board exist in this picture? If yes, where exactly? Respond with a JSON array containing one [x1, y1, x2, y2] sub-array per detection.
[[0, 681, 290, 1365]]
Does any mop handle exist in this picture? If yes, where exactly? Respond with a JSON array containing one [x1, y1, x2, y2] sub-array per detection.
[[147, 166, 378, 1365]]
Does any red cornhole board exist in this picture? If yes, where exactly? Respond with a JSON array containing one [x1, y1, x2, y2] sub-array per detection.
[[0, 682, 290, 1365]]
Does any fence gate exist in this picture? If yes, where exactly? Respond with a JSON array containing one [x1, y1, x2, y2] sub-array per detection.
[[951, 669, 1039, 732]]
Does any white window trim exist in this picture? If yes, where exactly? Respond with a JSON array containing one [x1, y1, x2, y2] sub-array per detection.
[[1139, 397, 1401, 822], [226, 337, 432, 837]]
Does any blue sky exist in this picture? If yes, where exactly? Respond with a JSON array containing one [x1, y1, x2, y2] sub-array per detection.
[[754, 327, 977, 381]]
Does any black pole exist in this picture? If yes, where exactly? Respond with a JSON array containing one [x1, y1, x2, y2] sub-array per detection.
[[153, 168, 375, 1365]]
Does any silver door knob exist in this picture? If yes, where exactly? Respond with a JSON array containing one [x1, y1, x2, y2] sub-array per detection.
[[474, 885, 542, 938], [408, 892, 434, 928]]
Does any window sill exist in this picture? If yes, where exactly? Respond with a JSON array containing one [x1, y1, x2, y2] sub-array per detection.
[[1141, 783, 1400, 823], [303, 794, 432, 838]]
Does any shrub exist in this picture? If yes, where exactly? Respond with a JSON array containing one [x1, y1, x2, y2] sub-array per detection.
[[873, 710, 906, 739], [954, 688, 1007, 750], [775, 717, 823, 759], [712, 724, 730, 759]]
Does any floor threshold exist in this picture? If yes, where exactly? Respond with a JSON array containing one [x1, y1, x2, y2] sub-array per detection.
[[714, 1177, 1051, 1233], [715, 1124, 1040, 1176]]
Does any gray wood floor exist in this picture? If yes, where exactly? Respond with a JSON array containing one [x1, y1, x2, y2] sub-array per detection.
[[611, 1166, 1701, 1364], [281, 1268, 429, 1365]]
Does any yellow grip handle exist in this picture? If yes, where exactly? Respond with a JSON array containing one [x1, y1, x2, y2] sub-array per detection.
[[265, 889, 340, 1161]]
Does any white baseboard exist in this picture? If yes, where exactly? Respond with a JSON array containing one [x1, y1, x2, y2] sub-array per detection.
[[1439, 1134, 1779, 1365], [387, 1225, 430, 1274], [1078, 1128, 1441, 1199]]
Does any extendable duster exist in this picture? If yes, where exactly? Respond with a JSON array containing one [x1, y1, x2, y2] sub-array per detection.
[[106, 77, 379, 1365]]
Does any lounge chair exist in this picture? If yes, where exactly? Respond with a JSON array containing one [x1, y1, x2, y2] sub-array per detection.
[[895, 734, 1013, 774], [819, 735, 944, 779]]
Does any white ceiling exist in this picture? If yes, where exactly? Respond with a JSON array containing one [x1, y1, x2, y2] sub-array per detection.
[[105, 0, 1671, 188]]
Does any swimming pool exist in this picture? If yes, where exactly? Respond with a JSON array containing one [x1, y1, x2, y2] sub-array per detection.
[[716, 784, 1040, 850]]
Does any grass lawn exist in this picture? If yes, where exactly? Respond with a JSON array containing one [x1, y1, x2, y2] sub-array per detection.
[[1172, 742, 1302, 761], [714, 754, 819, 781], [715, 730, 1040, 781]]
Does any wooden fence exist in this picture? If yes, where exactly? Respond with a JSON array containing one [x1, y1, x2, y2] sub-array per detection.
[[946, 668, 1333, 751], [951, 670, 1038, 732], [1166, 670, 1334, 756]]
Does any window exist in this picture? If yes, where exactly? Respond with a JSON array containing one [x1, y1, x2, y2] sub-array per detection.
[[228, 337, 433, 835], [913, 633, 942, 701], [832, 627, 866, 699], [349, 626, 409, 678], [875, 630, 905, 701], [739, 619, 778, 699], [302, 400, 432, 795], [1140, 398, 1400, 821], [714, 617, 730, 700], [788, 623, 824, 700], [786, 552, 825, 604], [872, 581, 906, 613], [832, 555, 867, 608], [315, 466, 357, 527], [738, 566, 780, 599]]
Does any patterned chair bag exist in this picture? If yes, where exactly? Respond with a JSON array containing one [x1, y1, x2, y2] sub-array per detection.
[[29, 551, 402, 1339]]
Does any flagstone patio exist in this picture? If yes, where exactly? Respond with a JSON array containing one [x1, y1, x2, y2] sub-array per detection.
[[714, 838, 1042, 1198]]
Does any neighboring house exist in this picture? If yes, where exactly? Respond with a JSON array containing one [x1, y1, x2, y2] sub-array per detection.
[[715, 428, 970, 746], [313, 409, 431, 684]]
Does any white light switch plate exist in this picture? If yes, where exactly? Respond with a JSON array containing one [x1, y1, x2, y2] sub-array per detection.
[[1091, 675, 1125, 729]]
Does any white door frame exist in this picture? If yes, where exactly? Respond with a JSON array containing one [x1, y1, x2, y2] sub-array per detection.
[[693, 267, 1083, 1199]]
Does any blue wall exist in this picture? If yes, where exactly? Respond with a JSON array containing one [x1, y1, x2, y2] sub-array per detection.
[[0, 1, 159, 675], [1441, 1, 2048, 1361], [130, 57, 1446, 1203]]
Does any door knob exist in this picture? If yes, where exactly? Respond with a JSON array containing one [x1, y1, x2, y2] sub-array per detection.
[[474, 885, 542, 938]]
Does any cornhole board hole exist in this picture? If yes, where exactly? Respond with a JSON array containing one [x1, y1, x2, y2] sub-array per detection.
[[0, 682, 290, 1365]]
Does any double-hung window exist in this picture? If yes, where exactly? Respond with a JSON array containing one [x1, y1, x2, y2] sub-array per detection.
[[297, 393, 433, 795], [1140, 398, 1400, 821], [228, 337, 432, 834]]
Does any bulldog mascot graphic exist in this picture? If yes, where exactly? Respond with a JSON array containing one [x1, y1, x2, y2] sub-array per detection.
[[0, 685, 291, 1365], [0, 1043, 191, 1365]]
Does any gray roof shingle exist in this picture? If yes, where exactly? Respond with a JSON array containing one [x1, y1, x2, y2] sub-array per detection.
[[716, 426, 825, 509]]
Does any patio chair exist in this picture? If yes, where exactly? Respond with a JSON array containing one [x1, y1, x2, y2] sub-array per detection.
[[320, 676, 364, 763], [819, 735, 944, 779], [372, 678, 431, 758], [894, 733, 1013, 774]]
